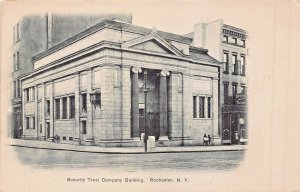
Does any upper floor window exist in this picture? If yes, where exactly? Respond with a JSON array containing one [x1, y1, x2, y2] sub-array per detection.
[[223, 35, 228, 42], [240, 56, 246, 76], [69, 96, 75, 119], [232, 37, 237, 44], [55, 99, 60, 119], [14, 22, 20, 43], [223, 52, 229, 73], [14, 52, 20, 71], [25, 87, 34, 102], [62, 97, 68, 119], [81, 93, 87, 113], [232, 55, 238, 74], [241, 39, 246, 47], [232, 84, 237, 97]]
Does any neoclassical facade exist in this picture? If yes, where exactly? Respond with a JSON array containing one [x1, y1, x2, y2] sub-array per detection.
[[21, 20, 222, 147]]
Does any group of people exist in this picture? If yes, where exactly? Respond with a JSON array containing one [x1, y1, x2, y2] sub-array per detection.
[[203, 134, 211, 146]]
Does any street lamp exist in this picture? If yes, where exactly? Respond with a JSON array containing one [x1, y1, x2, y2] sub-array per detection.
[[143, 71, 148, 152]]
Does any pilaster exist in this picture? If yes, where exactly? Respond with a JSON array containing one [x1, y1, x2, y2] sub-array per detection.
[[158, 70, 169, 141], [130, 67, 141, 140], [48, 81, 54, 141], [85, 69, 94, 145], [74, 73, 81, 144]]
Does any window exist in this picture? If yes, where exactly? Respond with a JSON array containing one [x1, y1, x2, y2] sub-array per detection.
[[198, 96, 205, 118], [223, 52, 229, 73], [40, 124, 42, 133], [193, 96, 197, 118], [62, 136, 66, 141], [81, 121, 87, 134], [95, 93, 101, 108], [14, 81, 17, 98], [241, 39, 245, 47], [69, 137, 73, 141], [69, 96, 75, 119], [16, 23, 20, 41], [207, 97, 211, 118], [25, 88, 29, 102], [232, 37, 237, 44], [14, 52, 20, 71], [232, 55, 238, 74], [32, 87, 35, 101], [26, 117, 30, 129], [62, 97, 67, 119], [17, 80, 20, 98], [81, 93, 87, 113], [232, 84, 237, 96], [46, 100, 50, 116], [240, 56, 245, 75], [55, 99, 60, 119], [32, 117, 35, 129], [224, 83, 229, 97], [241, 86, 246, 95], [223, 35, 228, 42]]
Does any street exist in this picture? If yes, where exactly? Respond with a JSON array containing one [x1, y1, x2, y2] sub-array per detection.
[[12, 146, 245, 172]]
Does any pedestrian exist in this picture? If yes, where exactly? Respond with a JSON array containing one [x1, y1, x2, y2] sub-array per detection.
[[203, 134, 208, 146], [19, 126, 22, 138], [208, 135, 211, 146]]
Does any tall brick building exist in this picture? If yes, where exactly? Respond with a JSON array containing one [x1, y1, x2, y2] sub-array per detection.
[[11, 13, 132, 138], [20, 19, 222, 147], [185, 19, 248, 144]]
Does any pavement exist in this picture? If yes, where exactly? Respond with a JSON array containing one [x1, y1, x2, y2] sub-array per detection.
[[7, 139, 247, 154]]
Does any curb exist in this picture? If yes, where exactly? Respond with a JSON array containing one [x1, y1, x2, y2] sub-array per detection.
[[10, 144, 246, 154]]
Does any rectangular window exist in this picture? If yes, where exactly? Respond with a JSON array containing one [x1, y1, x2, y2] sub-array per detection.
[[241, 39, 245, 47], [69, 137, 73, 141], [82, 121, 87, 134], [95, 93, 101, 108], [62, 97, 67, 119], [55, 99, 60, 119], [14, 81, 17, 98], [40, 124, 42, 133], [16, 23, 20, 41], [223, 35, 228, 42], [32, 117, 35, 129], [240, 56, 245, 75], [26, 117, 30, 129], [46, 100, 50, 116], [69, 96, 75, 119], [232, 55, 238, 74], [62, 136, 66, 141], [32, 87, 35, 101], [223, 52, 229, 73], [207, 97, 211, 118], [232, 84, 237, 96], [224, 83, 229, 97], [193, 96, 197, 118], [199, 96, 205, 118], [232, 37, 237, 44], [81, 93, 87, 113], [17, 80, 20, 97], [14, 52, 20, 71]]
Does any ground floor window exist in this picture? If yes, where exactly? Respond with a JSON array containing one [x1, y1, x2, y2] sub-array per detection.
[[81, 121, 87, 134], [193, 95, 212, 119]]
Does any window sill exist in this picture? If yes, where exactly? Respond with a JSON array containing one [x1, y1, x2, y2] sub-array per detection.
[[193, 118, 213, 120]]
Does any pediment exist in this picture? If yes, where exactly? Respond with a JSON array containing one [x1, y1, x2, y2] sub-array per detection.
[[122, 32, 184, 57]]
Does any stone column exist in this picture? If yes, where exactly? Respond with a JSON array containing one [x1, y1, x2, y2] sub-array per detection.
[[131, 67, 141, 140], [158, 70, 169, 141], [85, 69, 94, 145], [212, 78, 221, 145], [48, 81, 54, 141], [74, 73, 81, 144], [34, 86, 38, 138], [41, 84, 45, 140]]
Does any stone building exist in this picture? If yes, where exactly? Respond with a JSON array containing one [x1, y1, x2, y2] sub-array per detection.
[[11, 14, 132, 138], [185, 20, 248, 144], [20, 19, 222, 147]]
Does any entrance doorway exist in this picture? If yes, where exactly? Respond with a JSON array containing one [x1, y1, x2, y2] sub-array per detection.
[[46, 122, 50, 139]]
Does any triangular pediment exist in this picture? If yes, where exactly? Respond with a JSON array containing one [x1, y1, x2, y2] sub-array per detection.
[[131, 39, 174, 54], [122, 32, 184, 57]]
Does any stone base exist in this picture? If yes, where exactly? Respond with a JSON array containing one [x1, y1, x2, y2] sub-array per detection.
[[85, 138, 95, 146], [73, 138, 82, 145], [47, 137, 54, 142], [99, 138, 144, 147], [156, 137, 195, 147], [211, 137, 222, 146], [158, 136, 169, 141]]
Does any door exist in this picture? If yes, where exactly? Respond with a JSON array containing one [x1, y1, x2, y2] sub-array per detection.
[[46, 122, 50, 139]]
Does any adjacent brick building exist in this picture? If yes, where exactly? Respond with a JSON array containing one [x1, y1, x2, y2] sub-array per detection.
[[20, 19, 222, 147], [185, 19, 248, 144]]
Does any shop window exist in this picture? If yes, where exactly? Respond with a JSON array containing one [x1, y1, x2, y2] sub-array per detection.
[[55, 99, 60, 119], [69, 96, 75, 119], [62, 97, 67, 119]]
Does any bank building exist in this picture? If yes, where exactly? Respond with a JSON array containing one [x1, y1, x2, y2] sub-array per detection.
[[20, 19, 223, 147]]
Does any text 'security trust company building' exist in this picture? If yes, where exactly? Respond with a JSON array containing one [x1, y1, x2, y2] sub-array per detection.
[[20, 19, 223, 147]]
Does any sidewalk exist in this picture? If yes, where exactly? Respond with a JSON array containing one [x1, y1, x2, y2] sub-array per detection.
[[8, 139, 247, 154]]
